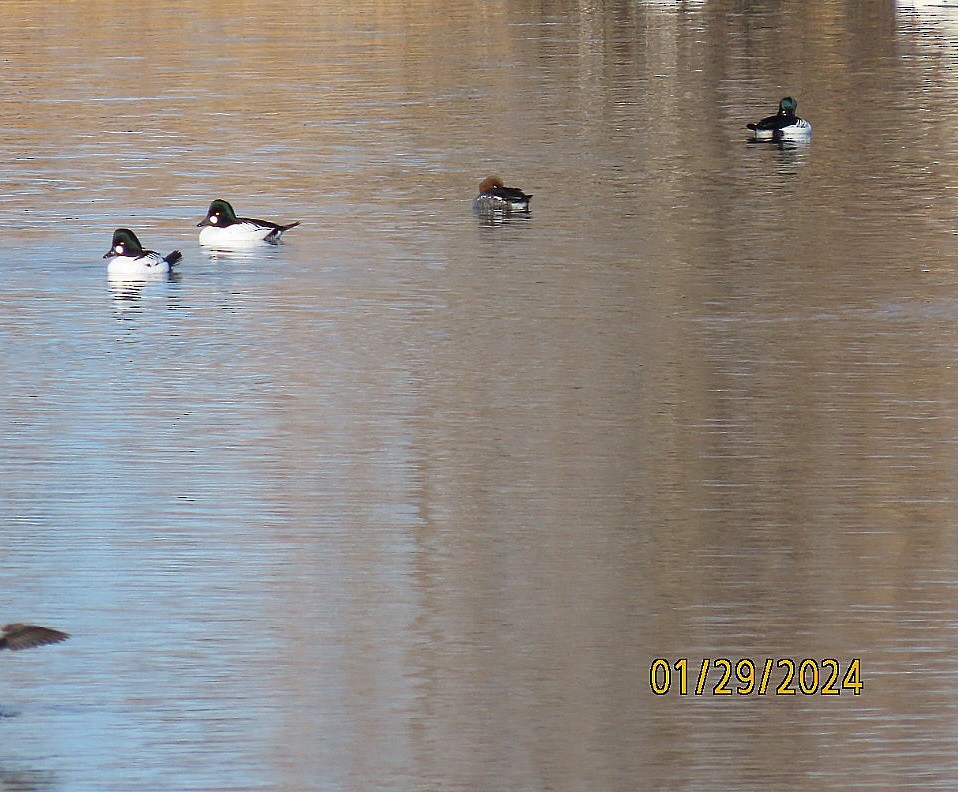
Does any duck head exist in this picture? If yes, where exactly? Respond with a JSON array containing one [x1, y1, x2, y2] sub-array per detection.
[[478, 176, 505, 193], [198, 199, 239, 228], [778, 97, 798, 115], [104, 228, 145, 258]]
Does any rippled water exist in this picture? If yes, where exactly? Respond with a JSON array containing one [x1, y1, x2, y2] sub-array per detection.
[[3, 1, 958, 789]]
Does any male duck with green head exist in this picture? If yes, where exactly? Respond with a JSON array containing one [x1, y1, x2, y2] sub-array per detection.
[[747, 97, 812, 142], [198, 199, 300, 248]]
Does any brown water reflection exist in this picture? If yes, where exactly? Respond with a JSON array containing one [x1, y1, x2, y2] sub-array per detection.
[[2, 0, 958, 790]]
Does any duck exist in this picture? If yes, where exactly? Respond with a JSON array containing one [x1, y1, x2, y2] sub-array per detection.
[[103, 228, 182, 277], [198, 199, 300, 247], [0, 623, 69, 652], [747, 97, 812, 142], [473, 176, 532, 215]]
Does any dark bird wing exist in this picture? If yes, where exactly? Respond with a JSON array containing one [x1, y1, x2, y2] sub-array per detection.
[[259, 220, 300, 242], [0, 624, 70, 651], [748, 112, 792, 132], [494, 185, 531, 202]]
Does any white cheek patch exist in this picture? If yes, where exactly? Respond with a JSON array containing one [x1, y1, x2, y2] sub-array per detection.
[[115, 244, 124, 254], [210, 215, 219, 224]]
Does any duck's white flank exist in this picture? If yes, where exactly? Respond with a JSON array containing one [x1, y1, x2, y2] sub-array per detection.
[[199, 222, 287, 248]]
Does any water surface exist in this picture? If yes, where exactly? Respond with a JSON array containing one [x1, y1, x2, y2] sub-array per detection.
[[2, 1, 958, 790]]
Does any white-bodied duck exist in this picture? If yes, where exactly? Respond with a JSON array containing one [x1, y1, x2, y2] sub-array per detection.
[[103, 228, 182, 277], [198, 199, 300, 247], [747, 97, 812, 143]]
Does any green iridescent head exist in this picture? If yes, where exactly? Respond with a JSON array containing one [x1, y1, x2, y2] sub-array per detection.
[[779, 97, 798, 114]]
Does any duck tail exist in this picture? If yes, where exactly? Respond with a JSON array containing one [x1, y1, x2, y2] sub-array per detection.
[[281, 221, 301, 232], [746, 123, 758, 130], [165, 250, 183, 266]]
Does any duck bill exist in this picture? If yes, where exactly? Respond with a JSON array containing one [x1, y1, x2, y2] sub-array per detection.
[[103, 249, 118, 259], [197, 218, 210, 227]]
